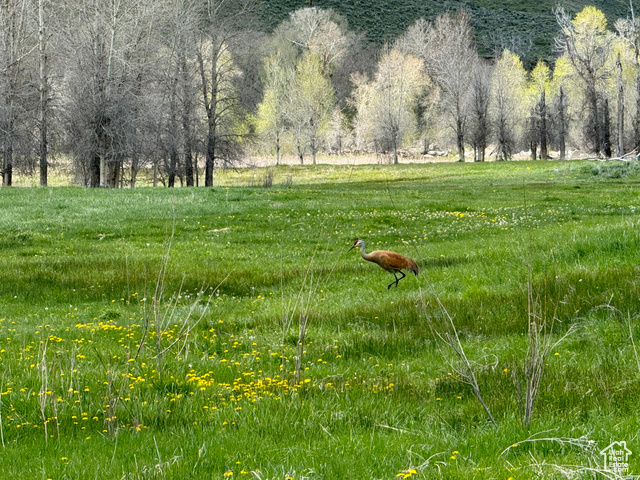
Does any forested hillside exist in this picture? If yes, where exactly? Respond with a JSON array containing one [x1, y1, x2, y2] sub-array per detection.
[[259, 0, 628, 65]]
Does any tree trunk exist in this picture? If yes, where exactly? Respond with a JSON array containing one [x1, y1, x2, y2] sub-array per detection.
[[90, 154, 100, 187], [456, 119, 465, 162], [100, 156, 108, 187], [588, 85, 601, 155], [120, 157, 125, 188], [168, 148, 178, 187], [169, 88, 179, 188], [3, 137, 12, 186], [275, 131, 280, 166], [529, 109, 537, 160], [39, 122, 48, 187], [179, 52, 194, 187], [539, 90, 548, 160], [205, 123, 215, 186], [131, 155, 138, 188], [558, 86, 566, 160], [297, 136, 303, 164], [617, 52, 625, 157], [197, 44, 217, 187], [184, 149, 194, 187], [194, 153, 199, 186], [108, 159, 119, 188], [603, 98, 612, 158], [477, 140, 485, 162], [38, 0, 48, 187]]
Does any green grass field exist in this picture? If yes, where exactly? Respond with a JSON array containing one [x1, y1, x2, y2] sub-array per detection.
[[1, 160, 640, 479]]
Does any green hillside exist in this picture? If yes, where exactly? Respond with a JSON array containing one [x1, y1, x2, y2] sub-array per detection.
[[259, 0, 629, 65]]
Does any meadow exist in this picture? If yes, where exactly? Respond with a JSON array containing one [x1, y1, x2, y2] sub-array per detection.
[[1, 160, 640, 479]]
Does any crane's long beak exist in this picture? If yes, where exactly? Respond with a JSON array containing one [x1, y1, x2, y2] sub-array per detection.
[[348, 244, 356, 252]]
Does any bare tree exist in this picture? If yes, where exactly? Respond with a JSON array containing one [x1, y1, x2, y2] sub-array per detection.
[[555, 6, 614, 156], [616, 1, 640, 153], [274, 7, 354, 77], [60, 0, 159, 187], [195, 0, 255, 187], [469, 61, 492, 162], [490, 50, 527, 161], [37, 0, 50, 186], [284, 52, 334, 165], [268, 7, 351, 164], [352, 47, 427, 164], [254, 52, 293, 165], [156, 0, 199, 187], [529, 60, 552, 160], [0, 0, 34, 186], [402, 12, 477, 162], [424, 10, 477, 162]]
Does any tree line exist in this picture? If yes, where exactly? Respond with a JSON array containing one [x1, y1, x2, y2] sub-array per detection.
[[1, 1, 639, 187]]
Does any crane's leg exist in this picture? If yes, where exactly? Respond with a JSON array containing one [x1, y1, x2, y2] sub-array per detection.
[[387, 271, 406, 289]]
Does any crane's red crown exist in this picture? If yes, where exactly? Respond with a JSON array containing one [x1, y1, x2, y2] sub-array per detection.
[[349, 239, 363, 251]]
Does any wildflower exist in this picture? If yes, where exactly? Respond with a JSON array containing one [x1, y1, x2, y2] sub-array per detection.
[[223, 472, 233, 477]]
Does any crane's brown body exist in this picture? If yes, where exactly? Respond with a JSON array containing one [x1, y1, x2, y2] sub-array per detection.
[[349, 239, 418, 289]]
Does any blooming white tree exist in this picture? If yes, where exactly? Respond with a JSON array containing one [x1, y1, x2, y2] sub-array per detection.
[[353, 49, 427, 163]]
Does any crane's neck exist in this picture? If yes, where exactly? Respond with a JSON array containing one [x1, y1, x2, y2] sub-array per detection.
[[358, 242, 374, 261]]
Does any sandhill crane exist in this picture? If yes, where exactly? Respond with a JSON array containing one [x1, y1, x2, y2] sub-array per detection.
[[349, 239, 419, 289]]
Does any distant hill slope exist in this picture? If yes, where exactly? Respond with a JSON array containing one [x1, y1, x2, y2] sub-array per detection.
[[258, 0, 629, 67]]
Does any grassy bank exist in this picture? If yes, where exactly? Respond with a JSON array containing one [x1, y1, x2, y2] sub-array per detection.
[[1, 160, 640, 479]]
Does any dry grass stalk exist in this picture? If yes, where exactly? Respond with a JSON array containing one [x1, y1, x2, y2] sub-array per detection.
[[135, 223, 225, 376], [39, 337, 49, 442], [517, 280, 579, 427], [420, 292, 497, 426]]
